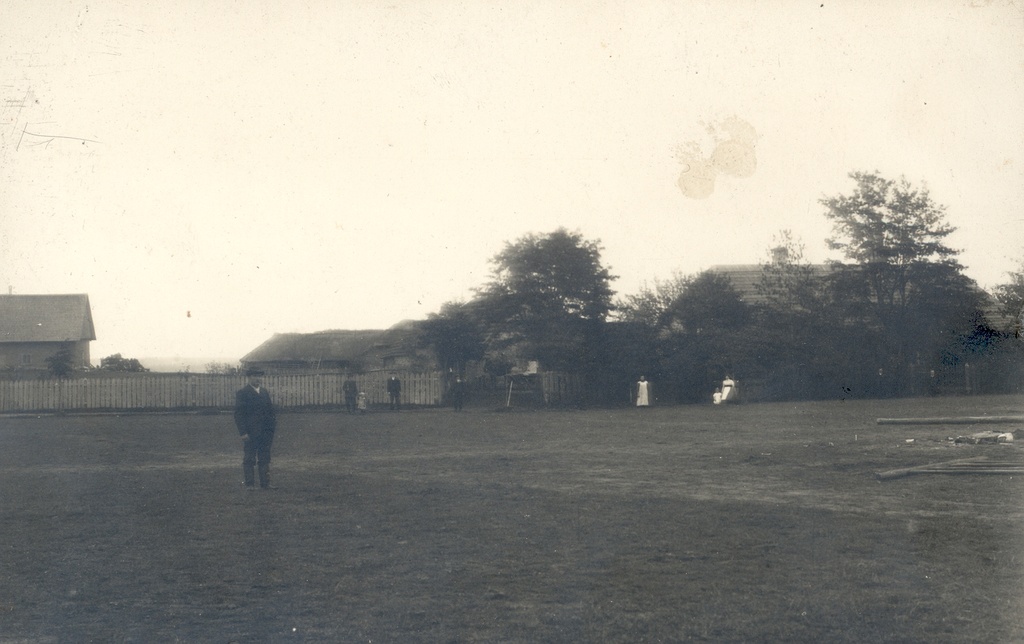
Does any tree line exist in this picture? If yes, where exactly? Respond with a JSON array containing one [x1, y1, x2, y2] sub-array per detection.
[[422, 171, 1024, 403]]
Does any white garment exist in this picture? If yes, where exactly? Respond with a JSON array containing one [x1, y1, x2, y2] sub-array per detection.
[[636, 381, 650, 406], [721, 378, 736, 402]]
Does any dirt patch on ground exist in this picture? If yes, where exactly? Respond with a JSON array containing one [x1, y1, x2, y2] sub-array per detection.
[[0, 395, 1022, 641]]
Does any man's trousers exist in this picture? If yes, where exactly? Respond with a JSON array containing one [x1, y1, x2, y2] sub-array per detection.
[[243, 431, 274, 488]]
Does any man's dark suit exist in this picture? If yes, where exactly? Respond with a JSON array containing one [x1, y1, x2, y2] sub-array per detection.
[[343, 379, 358, 413], [387, 376, 401, 411], [234, 384, 277, 488]]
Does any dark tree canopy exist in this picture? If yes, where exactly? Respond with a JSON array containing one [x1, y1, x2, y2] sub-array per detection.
[[821, 171, 981, 386], [756, 231, 829, 317], [650, 271, 755, 402], [823, 172, 957, 263], [661, 271, 750, 334], [994, 258, 1024, 337], [476, 228, 616, 370], [419, 300, 487, 374], [749, 233, 855, 399], [417, 175, 1019, 402], [617, 272, 690, 328], [481, 228, 615, 322], [822, 171, 962, 312], [45, 347, 76, 379]]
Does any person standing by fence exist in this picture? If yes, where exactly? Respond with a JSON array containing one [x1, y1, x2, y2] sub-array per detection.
[[387, 374, 401, 411], [234, 368, 277, 490], [451, 376, 466, 411], [342, 377, 358, 413]]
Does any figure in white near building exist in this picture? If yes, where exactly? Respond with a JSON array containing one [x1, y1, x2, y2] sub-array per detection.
[[712, 387, 723, 405], [636, 376, 651, 407]]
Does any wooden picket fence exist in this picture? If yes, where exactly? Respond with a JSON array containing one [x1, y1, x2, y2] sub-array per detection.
[[0, 371, 443, 413]]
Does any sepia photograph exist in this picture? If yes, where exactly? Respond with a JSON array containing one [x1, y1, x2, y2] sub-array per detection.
[[1, 0, 1023, 641]]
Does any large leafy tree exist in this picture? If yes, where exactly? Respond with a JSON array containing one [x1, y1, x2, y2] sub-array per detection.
[[611, 272, 692, 390], [617, 272, 690, 328], [476, 228, 616, 371], [756, 231, 829, 317], [822, 171, 962, 310], [618, 271, 754, 402], [660, 271, 750, 334], [419, 300, 487, 375], [753, 232, 876, 399], [655, 271, 754, 402], [821, 171, 979, 388]]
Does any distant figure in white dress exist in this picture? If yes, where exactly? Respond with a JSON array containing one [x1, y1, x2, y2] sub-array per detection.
[[636, 376, 651, 407], [721, 376, 738, 403], [712, 387, 723, 405]]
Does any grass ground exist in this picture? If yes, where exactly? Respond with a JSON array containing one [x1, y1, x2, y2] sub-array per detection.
[[1, 394, 1022, 642]]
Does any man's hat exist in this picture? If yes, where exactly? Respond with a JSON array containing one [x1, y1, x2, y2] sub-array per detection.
[[245, 367, 265, 376]]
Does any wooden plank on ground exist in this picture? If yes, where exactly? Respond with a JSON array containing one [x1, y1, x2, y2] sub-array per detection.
[[877, 416, 1024, 425]]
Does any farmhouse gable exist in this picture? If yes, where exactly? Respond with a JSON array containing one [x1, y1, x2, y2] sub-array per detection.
[[0, 294, 97, 371]]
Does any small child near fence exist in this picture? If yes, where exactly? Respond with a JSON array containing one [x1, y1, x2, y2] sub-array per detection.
[[356, 391, 368, 413]]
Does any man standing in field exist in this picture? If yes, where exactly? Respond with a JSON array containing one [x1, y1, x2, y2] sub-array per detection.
[[451, 376, 466, 411], [235, 368, 277, 490], [342, 377, 358, 413], [387, 374, 401, 411]]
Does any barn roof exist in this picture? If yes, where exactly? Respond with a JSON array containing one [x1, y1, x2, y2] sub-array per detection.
[[242, 329, 385, 363], [240, 320, 426, 367], [706, 264, 833, 306], [706, 264, 768, 305], [0, 294, 96, 343]]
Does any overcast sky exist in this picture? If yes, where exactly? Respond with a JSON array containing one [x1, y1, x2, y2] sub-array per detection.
[[2, 0, 1022, 365]]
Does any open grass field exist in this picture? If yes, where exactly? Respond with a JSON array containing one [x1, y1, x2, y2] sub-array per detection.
[[1, 395, 1023, 643]]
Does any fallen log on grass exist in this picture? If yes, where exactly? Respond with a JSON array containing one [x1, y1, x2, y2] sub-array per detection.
[[876, 456, 1024, 480], [876, 416, 1024, 426]]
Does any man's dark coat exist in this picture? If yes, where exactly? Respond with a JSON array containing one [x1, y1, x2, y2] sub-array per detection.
[[234, 385, 276, 437]]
